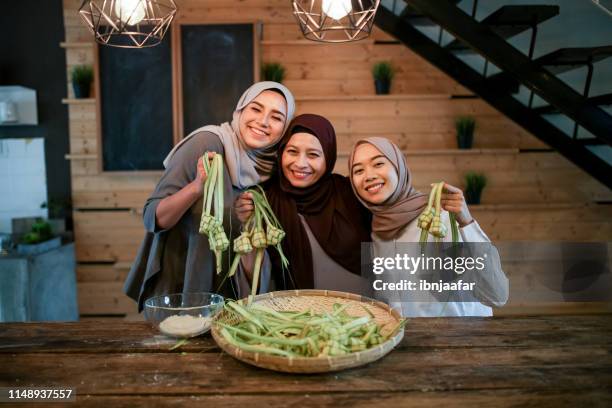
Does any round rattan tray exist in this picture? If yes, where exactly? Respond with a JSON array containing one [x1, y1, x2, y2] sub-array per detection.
[[211, 289, 404, 373]]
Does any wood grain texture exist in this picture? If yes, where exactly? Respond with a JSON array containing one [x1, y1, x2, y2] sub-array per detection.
[[15, 391, 611, 408], [0, 316, 611, 406]]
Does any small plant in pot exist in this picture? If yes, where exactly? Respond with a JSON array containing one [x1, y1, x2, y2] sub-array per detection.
[[41, 197, 72, 235], [262, 62, 286, 83], [71, 65, 94, 98], [372, 61, 394, 95], [456, 116, 476, 149], [464, 172, 487, 205], [17, 218, 61, 255]]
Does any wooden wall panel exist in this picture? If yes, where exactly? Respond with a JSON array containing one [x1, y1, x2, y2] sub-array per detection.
[[496, 259, 612, 316], [73, 204, 611, 267], [296, 96, 545, 150], [77, 264, 130, 283], [73, 210, 143, 263], [78, 282, 136, 315], [72, 202, 611, 316], [334, 152, 612, 203], [263, 43, 468, 96]]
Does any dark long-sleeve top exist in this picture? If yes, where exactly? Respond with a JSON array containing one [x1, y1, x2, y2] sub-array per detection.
[[123, 132, 241, 312]]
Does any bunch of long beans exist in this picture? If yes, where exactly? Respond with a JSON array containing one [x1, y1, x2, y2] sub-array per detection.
[[217, 301, 404, 357], [227, 185, 289, 304], [417, 181, 460, 243], [198, 152, 229, 274]]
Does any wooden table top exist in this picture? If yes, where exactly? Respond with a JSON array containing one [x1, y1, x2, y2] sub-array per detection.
[[1, 315, 611, 407]]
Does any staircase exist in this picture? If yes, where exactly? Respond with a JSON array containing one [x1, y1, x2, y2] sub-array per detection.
[[376, 0, 612, 189]]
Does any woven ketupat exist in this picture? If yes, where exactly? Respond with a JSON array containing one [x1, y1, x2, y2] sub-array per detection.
[[234, 233, 253, 254], [211, 290, 404, 373], [251, 230, 267, 248], [266, 226, 285, 245]]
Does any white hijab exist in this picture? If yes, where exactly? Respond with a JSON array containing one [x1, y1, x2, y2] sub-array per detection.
[[163, 81, 296, 189]]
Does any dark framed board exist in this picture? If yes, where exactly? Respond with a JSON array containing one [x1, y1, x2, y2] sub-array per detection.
[[96, 22, 260, 172], [96, 33, 174, 172], [174, 22, 261, 138]]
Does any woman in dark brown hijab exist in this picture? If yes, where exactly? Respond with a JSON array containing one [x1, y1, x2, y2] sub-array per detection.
[[236, 114, 372, 294]]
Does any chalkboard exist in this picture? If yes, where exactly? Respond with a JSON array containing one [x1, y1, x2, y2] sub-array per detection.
[[97, 24, 257, 171], [181, 24, 256, 135], [98, 33, 173, 171]]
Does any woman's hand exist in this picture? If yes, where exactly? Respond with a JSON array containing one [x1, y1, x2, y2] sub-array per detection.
[[440, 183, 474, 227], [235, 192, 255, 224], [190, 152, 215, 197]]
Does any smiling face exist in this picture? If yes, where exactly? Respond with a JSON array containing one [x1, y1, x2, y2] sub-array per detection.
[[351, 143, 399, 204], [281, 132, 326, 188], [239, 90, 288, 150]]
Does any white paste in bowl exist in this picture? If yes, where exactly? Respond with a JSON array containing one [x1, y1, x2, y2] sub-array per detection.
[[159, 315, 212, 337]]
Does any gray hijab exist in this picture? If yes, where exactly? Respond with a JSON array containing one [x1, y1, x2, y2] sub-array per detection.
[[163, 81, 296, 189], [349, 137, 428, 240]]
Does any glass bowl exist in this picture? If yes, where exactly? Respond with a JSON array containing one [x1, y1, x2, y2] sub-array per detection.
[[144, 292, 224, 338]]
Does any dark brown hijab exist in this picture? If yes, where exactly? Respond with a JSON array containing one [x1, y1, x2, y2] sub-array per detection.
[[264, 114, 371, 289]]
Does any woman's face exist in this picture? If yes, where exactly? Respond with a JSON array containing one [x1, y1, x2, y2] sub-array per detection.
[[281, 132, 326, 188], [239, 90, 288, 150], [351, 143, 399, 204]]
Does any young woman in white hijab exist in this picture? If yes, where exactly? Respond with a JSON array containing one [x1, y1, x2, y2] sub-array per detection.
[[349, 137, 508, 317], [124, 82, 296, 312]]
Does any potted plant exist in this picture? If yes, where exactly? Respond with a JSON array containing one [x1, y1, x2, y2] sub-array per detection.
[[17, 218, 61, 256], [41, 198, 72, 236], [71, 65, 94, 98], [372, 61, 394, 95], [464, 172, 487, 205], [262, 62, 286, 83], [456, 116, 476, 149]]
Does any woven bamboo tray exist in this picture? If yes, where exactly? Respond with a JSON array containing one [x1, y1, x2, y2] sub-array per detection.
[[211, 289, 404, 373]]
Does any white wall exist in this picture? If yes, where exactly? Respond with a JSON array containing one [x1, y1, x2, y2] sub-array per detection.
[[0, 138, 48, 233]]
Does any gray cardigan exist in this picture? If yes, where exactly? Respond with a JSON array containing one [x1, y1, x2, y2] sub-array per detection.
[[123, 132, 242, 312]]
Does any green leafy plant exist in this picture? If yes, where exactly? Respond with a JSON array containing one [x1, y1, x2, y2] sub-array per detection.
[[71, 65, 94, 98], [456, 116, 476, 149], [464, 172, 487, 205], [262, 62, 286, 83], [372, 61, 394, 94], [372, 61, 394, 82], [71, 65, 93, 86], [21, 218, 54, 245], [41, 197, 72, 219]]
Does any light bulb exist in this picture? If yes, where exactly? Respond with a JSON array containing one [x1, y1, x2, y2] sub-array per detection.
[[322, 0, 352, 20], [114, 0, 147, 25]]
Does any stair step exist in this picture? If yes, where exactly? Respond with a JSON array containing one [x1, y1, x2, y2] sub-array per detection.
[[536, 46, 612, 75], [375, 3, 612, 190], [577, 138, 607, 146], [400, 0, 461, 26], [445, 5, 560, 52], [487, 73, 520, 93], [534, 93, 612, 114]]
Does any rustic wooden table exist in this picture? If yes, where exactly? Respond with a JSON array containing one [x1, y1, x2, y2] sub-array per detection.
[[1, 315, 611, 407]]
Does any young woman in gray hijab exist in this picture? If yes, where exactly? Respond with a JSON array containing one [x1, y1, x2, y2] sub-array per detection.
[[349, 137, 508, 317], [124, 82, 296, 312]]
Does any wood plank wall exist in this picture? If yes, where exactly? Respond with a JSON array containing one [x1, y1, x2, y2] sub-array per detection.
[[62, 0, 611, 317]]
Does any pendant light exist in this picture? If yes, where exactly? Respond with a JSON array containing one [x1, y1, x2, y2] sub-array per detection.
[[78, 0, 178, 48], [292, 0, 380, 43]]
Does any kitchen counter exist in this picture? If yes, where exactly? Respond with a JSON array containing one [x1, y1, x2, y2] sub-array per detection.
[[1, 315, 611, 407]]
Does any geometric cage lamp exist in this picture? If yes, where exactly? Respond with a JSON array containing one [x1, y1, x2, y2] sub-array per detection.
[[292, 0, 381, 43], [78, 0, 178, 48]]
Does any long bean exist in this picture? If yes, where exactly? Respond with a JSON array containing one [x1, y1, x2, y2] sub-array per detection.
[[217, 301, 405, 358]]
